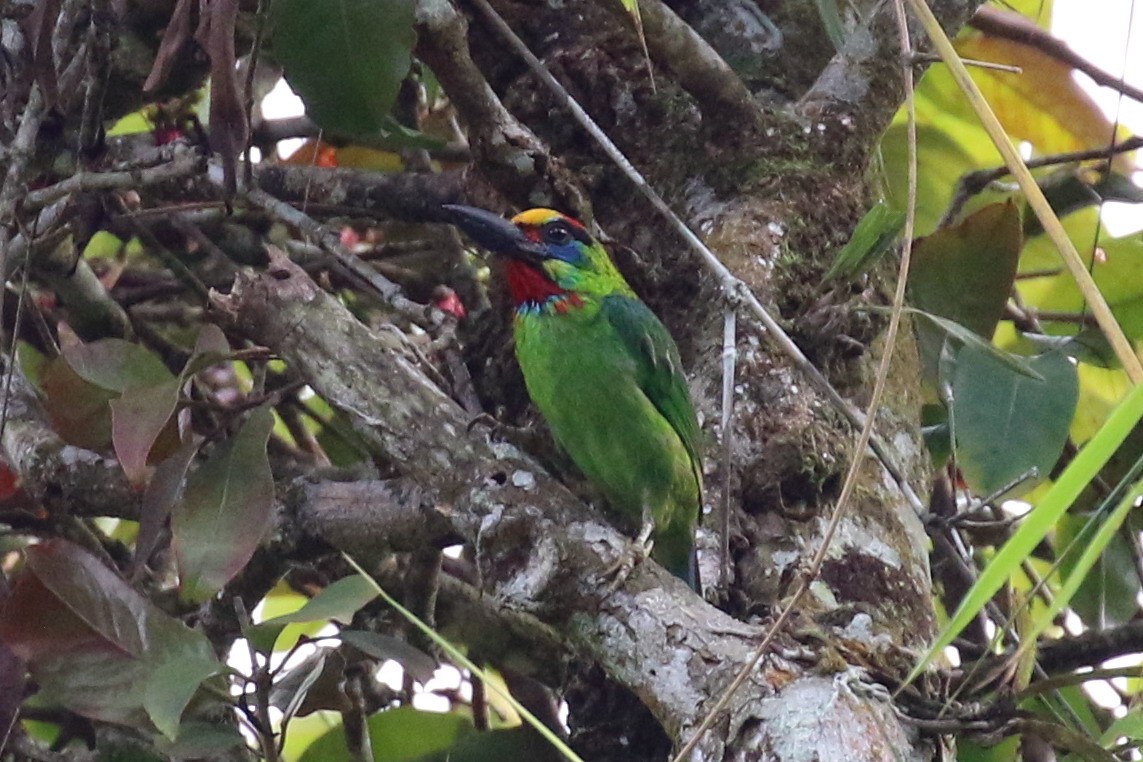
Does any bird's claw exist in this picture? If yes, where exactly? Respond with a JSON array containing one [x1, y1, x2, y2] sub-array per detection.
[[604, 523, 655, 594]]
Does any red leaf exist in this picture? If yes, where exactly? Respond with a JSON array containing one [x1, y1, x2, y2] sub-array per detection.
[[1, 542, 146, 660], [0, 462, 22, 501], [432, 286, 467, 320], [0, 541, 220, 732], [110, 378, 183, 484], [39, 356, 115, 450], [130, 438, 202, 582], [39, 337, 179, 454]]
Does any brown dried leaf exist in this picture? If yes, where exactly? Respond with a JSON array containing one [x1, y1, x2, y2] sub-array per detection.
[[196, 0, 247, 198], [143, 0, 197, 94], [19, 0, 61, 106]]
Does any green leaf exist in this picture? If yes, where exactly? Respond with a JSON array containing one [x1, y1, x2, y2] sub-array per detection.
[[62, 338, 175, 393], [946, 345, 1078, 496], [908, 200, 1024, 391], [905, 376, 1143, 686], [822, 201, 905, 283], [339, 630, 437, 683], [1101, 704, 1143, 745], [248, 575, 378, 653], [16, 341, 47, 391], [1056, 515, 1140, 628], [1018, 209, 1143, 342], [268, 0, 415, 137], [298, 706, 475, 762], [906, 308, 1043, 380], [812, 0, 846, 52], [143, 628, 224, 740], [266, 575, 376, 625], [1022, 329, 1120, 369], [172, 406, 275, 603]]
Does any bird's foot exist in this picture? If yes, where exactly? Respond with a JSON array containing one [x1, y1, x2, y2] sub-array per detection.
[[605, 522, 655, 594]]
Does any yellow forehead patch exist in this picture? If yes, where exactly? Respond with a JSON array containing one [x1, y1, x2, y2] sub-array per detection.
[[511, 208, 564, 227]]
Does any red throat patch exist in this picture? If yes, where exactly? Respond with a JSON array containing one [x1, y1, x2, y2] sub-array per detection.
[[504, 260, 569, 307]]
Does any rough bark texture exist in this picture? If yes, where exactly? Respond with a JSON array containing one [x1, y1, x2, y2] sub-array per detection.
[[422, 0, 981, 757]]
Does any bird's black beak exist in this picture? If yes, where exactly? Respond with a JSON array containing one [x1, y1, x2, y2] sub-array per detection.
[[442, 204, 546, 263]]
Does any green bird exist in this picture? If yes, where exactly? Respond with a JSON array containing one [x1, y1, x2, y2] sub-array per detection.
[[444, 205, 703, 591]]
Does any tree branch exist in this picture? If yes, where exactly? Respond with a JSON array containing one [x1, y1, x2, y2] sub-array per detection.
[[414, 0, 590, 215], [797, 0, 980, 140], [969, 5, 1143, 105], [205, 251, 925, 755]]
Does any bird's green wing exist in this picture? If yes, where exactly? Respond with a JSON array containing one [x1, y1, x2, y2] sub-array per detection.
[[600, 295, 703, 477]]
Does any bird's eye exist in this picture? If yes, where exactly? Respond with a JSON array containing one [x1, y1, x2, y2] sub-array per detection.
[[542, 222, 573, 246]]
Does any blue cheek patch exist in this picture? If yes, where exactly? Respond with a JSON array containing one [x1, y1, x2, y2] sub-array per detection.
[[549, 242, 587, 265]]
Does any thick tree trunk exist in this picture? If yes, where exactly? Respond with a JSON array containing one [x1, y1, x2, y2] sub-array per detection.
[[413, 0, 982, 757], [0, 0, 985, 758]]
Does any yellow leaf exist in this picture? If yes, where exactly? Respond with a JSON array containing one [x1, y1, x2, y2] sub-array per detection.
[[956, 32, 1135, 175]]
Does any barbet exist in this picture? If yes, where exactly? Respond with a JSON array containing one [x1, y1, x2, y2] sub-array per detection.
[[444, 205, 703, 591]]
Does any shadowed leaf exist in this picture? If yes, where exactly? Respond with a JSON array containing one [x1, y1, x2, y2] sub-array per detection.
[[1057, 515, 1140, 629], [111, 378, 184, 484], [268, 0, 416, 137], [131, 438, 202, 582], [173, 406, 275, 603], [909, 200, 1023, 391], [947, 345, 1078, 497], [248, 574, 378, 654], [0, 541, 220, 734], [340, 630, 437, 684], [183, 324, 232, 377]]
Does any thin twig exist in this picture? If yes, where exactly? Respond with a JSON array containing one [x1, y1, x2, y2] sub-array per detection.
[[909, 52, 1021, 73], [718, 308, 736, 591], [231, 177, 436, 326], [970, 6, 1143, 105], [23, 152, 203, 211], [941, 135, 1143, 226]]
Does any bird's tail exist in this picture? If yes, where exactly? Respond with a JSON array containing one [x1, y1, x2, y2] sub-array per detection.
[[655, 526, 700, 594]]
